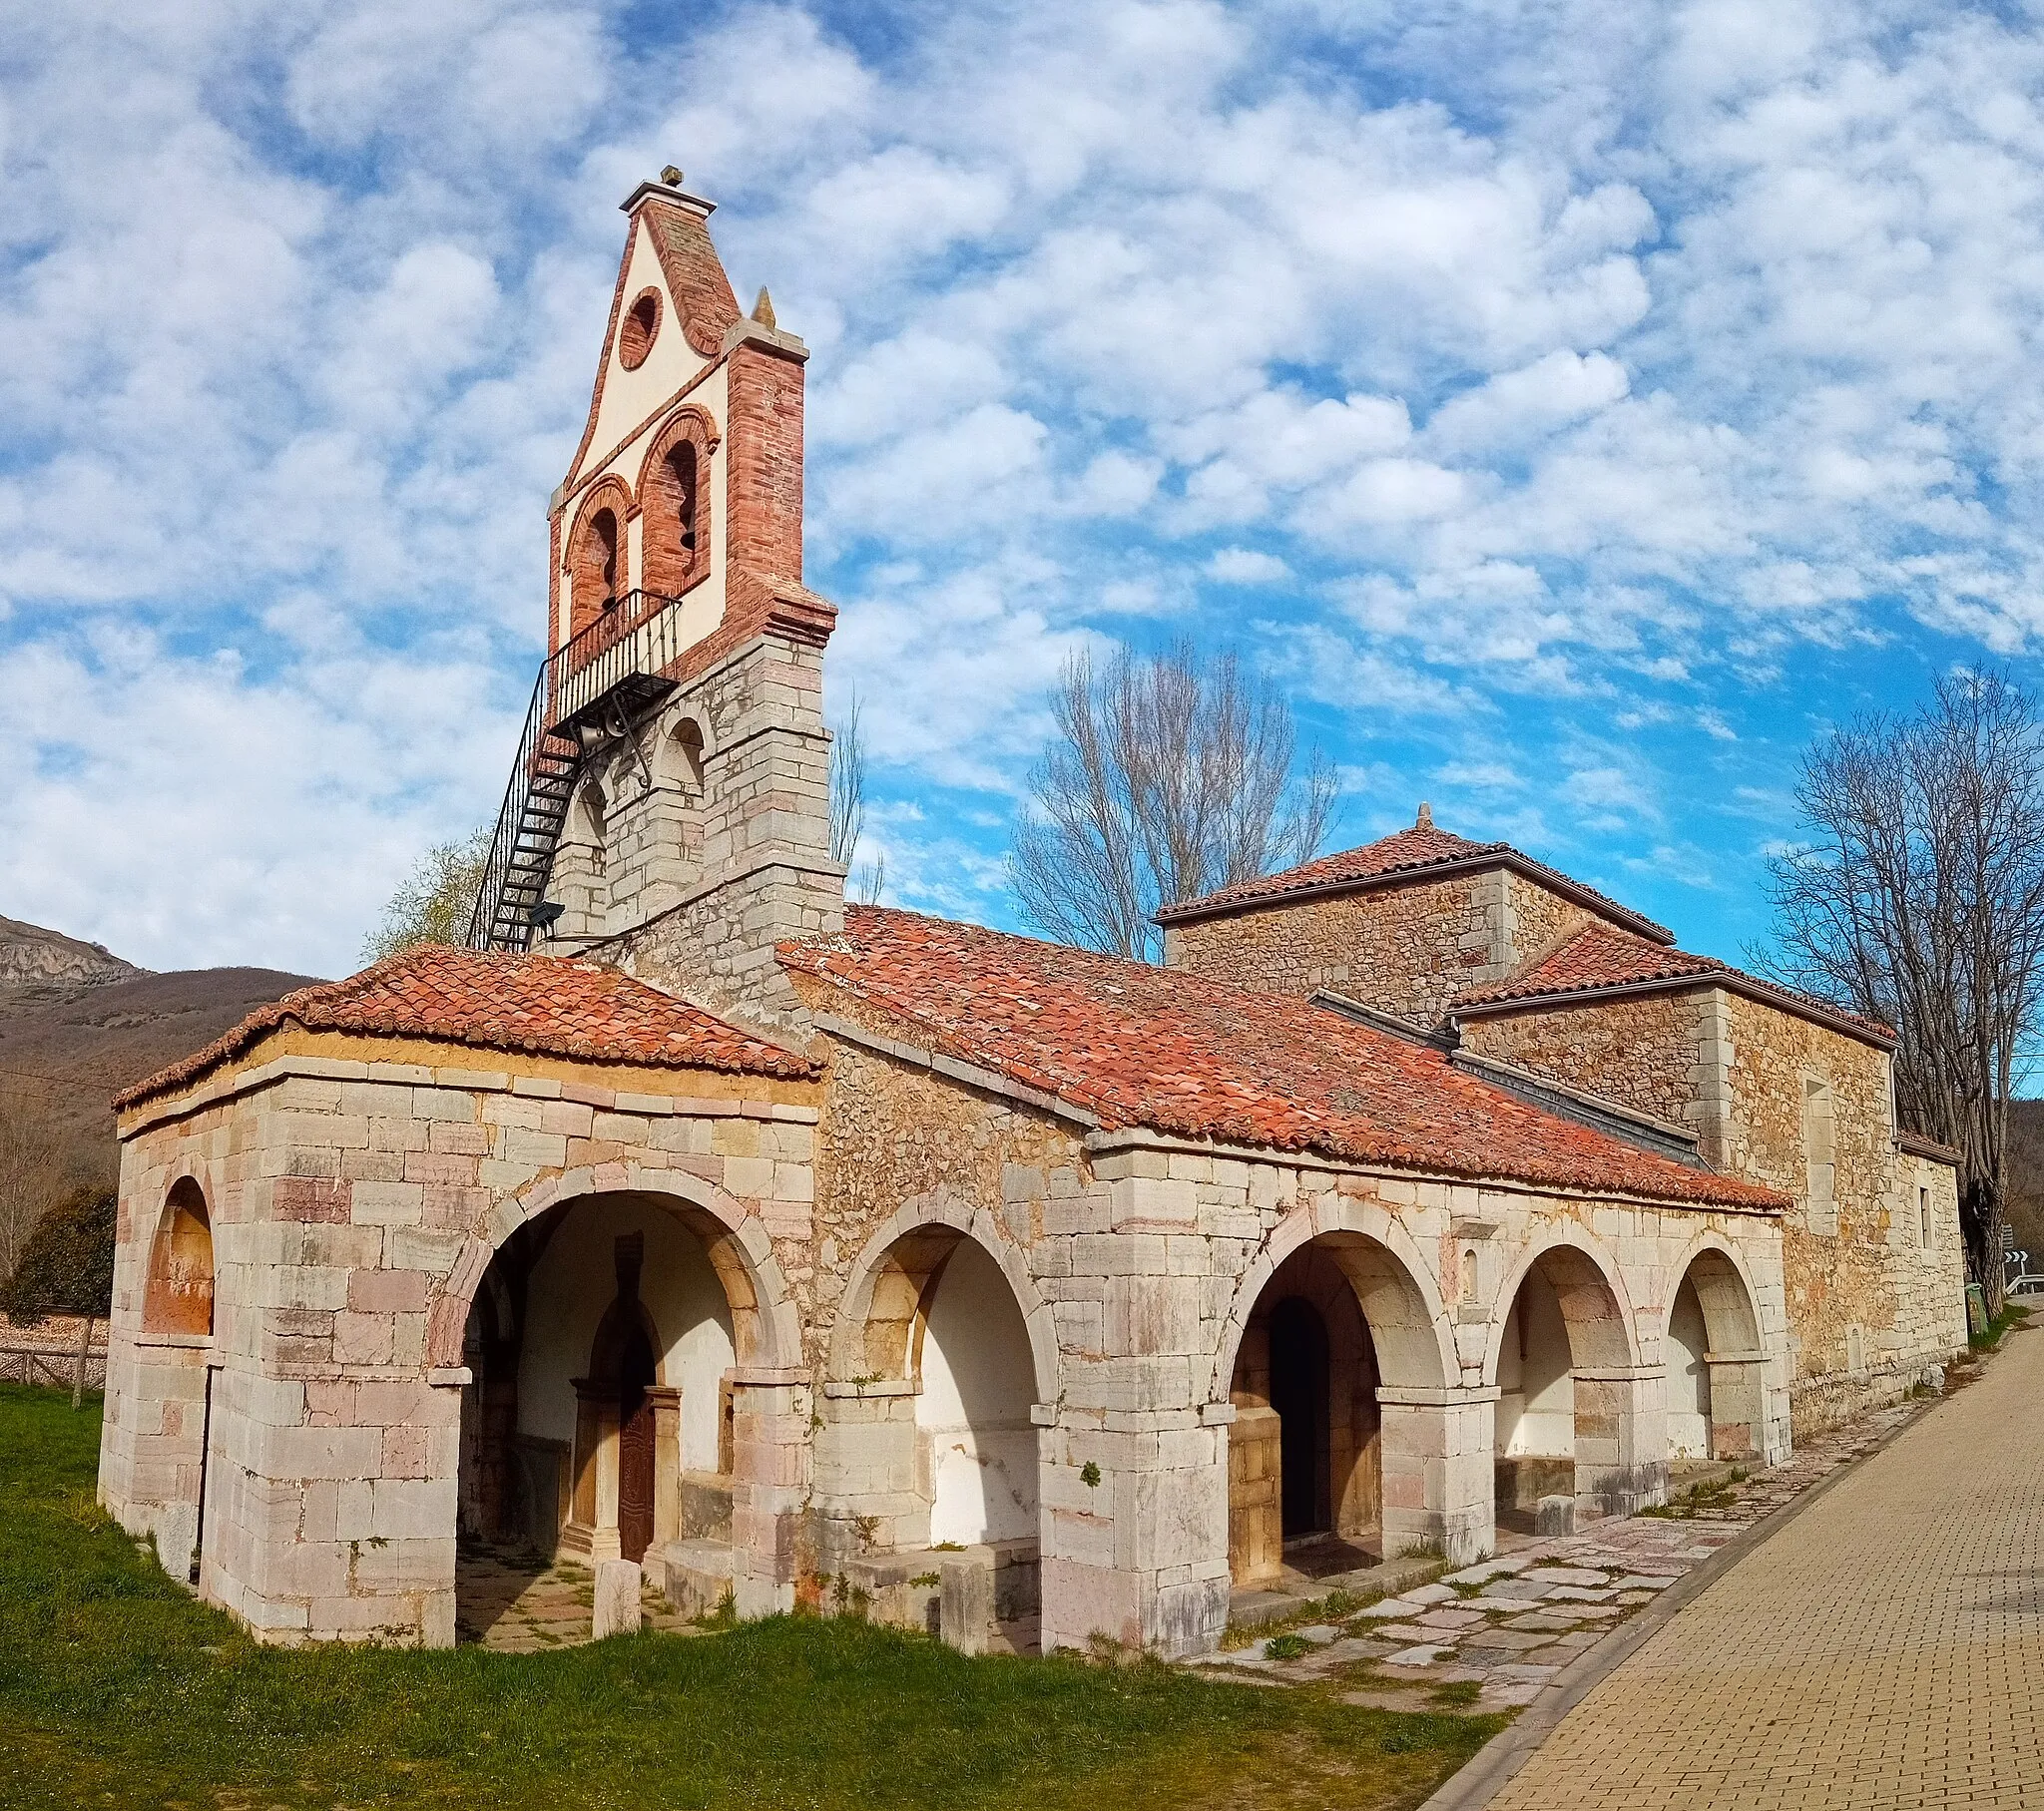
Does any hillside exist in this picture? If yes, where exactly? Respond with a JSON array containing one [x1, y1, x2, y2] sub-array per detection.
[[0, 917, 318, 1193]]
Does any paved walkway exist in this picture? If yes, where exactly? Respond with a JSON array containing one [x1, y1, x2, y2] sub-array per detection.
[[1486, 1330, 2044, 1811], [1193, 1399, 1919, 1713]]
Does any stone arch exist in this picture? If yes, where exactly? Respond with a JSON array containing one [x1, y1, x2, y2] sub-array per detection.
[[564, 475, 634, 641], [428, 1164, 801, 1375], [637, 406, 720, 599], [1665, 1233, 1768, 1463], [143, 1175, 215, 1338], [661, 713, 710, 792], [828, 1191, 1060, 1406], [1490, 1225, 1659, 1524], [1208, 1194, 1454, 1406], [1483, 1225, 1641, 1384]]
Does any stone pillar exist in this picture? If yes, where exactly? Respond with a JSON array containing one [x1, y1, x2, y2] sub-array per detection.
[[728, 1366, 812, 1617], [1039, 1394, 1232, 1661], [649, 1384, 682, 1549], [1572, 1365, 1668, 1518], [1703, 1351, 1768, 1464], [811, 1381, 924, 1567], [1377, 1384, 1497, 1565], [564, 1378, 623, 1562]]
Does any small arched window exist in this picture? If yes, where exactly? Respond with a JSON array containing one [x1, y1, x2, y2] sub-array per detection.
[[666, 717, 706, 792], [618, 289, 661, 370], [144, 1178, 214, 1337]]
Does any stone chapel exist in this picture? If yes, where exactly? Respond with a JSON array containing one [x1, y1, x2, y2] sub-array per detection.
[[99, 174, 1969, 1658]]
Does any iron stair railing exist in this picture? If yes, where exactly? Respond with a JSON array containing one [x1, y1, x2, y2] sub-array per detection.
[[466, 590, 688, 952]]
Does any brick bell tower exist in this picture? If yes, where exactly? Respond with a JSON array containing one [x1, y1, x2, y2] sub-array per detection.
[[472, 170, 844, 1032]]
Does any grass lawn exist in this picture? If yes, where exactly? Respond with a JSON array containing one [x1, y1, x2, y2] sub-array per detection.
[[0, 1384, 1499, 1810]]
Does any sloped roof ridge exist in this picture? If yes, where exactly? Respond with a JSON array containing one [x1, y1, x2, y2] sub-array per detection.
[[778, 905, 1783, 1211], [1155, 820, 1672, 942], [115, 942, 812, 1111], [1452, 920, 1895, 1047]]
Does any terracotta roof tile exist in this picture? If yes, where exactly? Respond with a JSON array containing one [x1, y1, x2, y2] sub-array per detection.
[[1453, 921, 1894, 1046], [780, 907, 1783, 1210], [115, 943, 812, 1110], [1156, 819, 1671, 941]]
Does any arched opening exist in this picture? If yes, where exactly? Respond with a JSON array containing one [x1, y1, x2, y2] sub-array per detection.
[[454, 1193, 739, 1644], [1494, 1243, 1634, 1529], [144, 1178, 214, 1337], [1227, 1238, 1407, 1585], [637, 412, 716, 598], [664, 718, 705, 793], [568, 501, 623, 639], [824, 1222, 1044, 1652], [1666, 1248, 1766, 1469]]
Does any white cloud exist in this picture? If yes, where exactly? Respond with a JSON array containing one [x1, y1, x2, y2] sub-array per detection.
[[1206, 548, 1291, 584]]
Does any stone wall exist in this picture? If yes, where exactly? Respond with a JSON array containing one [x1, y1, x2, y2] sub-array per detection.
[[1457, 991, 1706, 1129], [1163, 873, 1506, 1024], [1162, 867, 1604, 1029], [100, 1032, 820, 1643], [1720, 994, 1966, 1430], [589, 634, 843, 1034]]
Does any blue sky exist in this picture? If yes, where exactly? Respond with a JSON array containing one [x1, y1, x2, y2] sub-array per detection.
[[6, 0, 2044, 979]]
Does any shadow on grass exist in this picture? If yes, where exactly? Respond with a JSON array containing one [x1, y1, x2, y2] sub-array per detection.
[[0, 1385, 1500, 1810]]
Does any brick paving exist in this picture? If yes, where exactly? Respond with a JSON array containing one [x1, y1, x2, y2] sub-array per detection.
[[1190, 1396, 1922, 1713], [1486, 1330, 2044, 1809]]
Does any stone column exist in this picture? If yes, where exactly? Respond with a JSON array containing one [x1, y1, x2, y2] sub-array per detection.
[[564, 1378, 623, 1562], [1038, 1392, 1232, 1661], [1572, 1365, 1668, 1518], [728, 1366, 812, 1617], [1377, 1384, 1497, 1565], [649, 1384, 682, 1549], [1703, 1351, 1768, 1464]]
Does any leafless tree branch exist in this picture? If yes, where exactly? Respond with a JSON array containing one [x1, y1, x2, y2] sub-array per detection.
[[1009, 642, 1338, 963], [1759, 669, 2044, 1312]]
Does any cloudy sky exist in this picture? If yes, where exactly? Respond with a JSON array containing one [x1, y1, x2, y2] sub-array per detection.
[[5, 0, 2044, 979]]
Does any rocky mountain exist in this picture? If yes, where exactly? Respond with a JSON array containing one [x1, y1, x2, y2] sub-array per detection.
[[0, 915, 143, 989], [0, 916, 319, 1195]]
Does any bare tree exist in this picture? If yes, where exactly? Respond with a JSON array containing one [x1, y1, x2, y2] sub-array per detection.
[[1762, 670, 2044, 1313], [829, 695, 886, 906], [0, 1075, 66, 1283], [1010, 642, 1337, 962], [364, 825, 493, 963]]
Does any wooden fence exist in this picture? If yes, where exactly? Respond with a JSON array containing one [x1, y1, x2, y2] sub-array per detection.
[[0, 1345, 108, 1391]]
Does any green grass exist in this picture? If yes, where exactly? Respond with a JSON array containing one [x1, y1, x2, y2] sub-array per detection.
[[0, 1385, 1499, 1810], [1970, 1300, 2032, 1352]]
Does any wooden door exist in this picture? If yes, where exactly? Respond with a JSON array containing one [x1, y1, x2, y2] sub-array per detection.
[[617, 1327, 657, 1564]]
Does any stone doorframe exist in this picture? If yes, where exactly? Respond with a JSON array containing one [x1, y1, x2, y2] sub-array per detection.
[[1667, 1231, 1784, 1466], [1209, 1197, 1486, 1567]]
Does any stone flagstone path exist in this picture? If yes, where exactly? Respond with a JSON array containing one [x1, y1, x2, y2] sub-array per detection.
[[1190, 1393, 1924, 1713]]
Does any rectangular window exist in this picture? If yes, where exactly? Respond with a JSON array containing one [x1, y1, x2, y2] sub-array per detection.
[[1919, 1186, 1932, 1250], [1803, 1076, 1837, 1236]]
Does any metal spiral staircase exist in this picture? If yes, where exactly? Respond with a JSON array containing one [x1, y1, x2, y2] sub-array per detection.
[[466, 591, 688, 952]]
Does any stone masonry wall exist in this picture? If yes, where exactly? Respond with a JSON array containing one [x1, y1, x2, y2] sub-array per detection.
[[1164, 874, 1504, 1025], [101, 1031, 820, 1643], [1720, 995, 1966, 1432], [1457, 991, 1705, 1129], [593, 634, 843, 1033]]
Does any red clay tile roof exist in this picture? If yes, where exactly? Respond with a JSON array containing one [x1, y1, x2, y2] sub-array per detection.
[[780, 907, 1783, 1210], [1156, 818, 1672, 942], [115, 943, 813, 1110], [1453, 921, 1895, 1047]]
